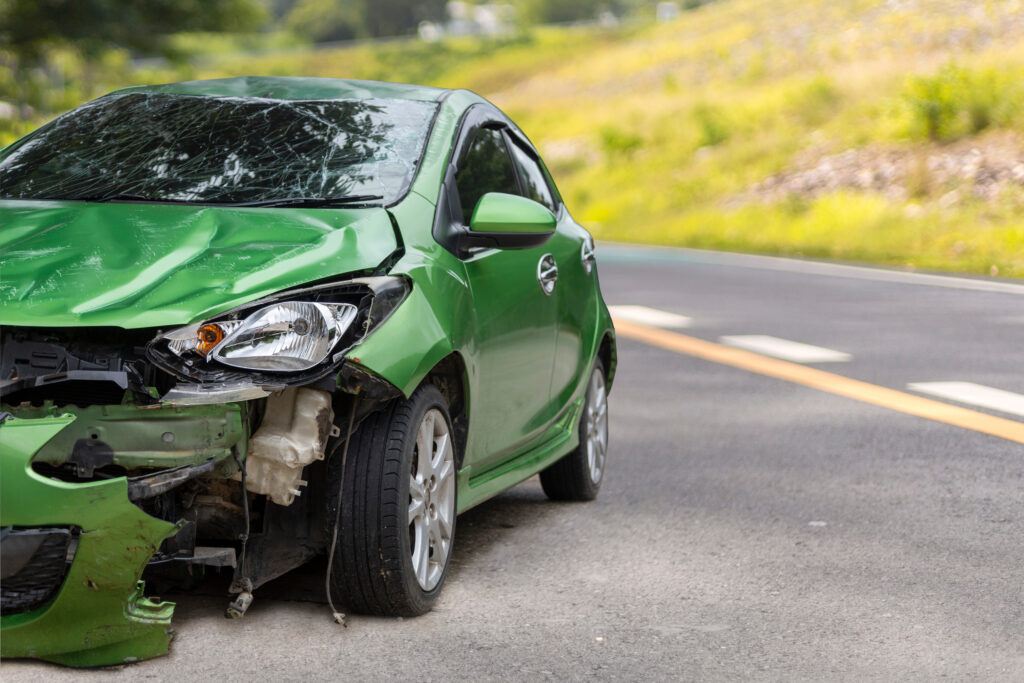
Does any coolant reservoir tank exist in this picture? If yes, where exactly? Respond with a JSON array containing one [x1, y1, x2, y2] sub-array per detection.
[[244, 387, 334, 506]]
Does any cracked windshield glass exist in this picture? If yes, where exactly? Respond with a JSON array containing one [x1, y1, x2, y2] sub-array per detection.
[[0, 93, 437, 205]]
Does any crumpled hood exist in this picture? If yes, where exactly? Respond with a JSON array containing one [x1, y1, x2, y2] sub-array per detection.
[[0, 200, 399, 328]]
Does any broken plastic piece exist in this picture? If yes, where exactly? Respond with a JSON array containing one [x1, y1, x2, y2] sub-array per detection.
[[225, 591, 253, 619]]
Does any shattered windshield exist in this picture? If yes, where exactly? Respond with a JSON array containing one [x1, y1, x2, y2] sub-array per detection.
[[0, 93, 437, 206]]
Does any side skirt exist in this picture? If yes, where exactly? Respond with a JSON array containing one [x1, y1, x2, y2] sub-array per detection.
[[457, 397, 584, 513]]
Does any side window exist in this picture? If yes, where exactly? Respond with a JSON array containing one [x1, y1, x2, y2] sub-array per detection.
[[454, 127, 519, 223], [507, 139, 557, 212]]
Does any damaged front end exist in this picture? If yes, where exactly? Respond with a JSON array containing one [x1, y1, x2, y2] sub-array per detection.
[[0, 277, 406, 666]]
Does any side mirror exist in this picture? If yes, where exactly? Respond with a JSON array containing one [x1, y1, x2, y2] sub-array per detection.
[[459, 192, 556, 251]]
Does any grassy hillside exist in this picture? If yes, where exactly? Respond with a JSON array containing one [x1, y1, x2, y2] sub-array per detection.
[[6, 0, 1024, 276]]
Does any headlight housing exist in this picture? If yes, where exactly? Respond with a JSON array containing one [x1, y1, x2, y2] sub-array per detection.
[[148, 276, 408, 386], [165, 302, 358, 372]]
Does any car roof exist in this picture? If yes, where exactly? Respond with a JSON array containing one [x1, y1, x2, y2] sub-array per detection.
[[112, 76, 449, 103]]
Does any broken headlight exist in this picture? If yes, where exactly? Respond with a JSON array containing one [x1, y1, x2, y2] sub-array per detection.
[[164, 302, 358, 372], [148, 276, 409, 386]]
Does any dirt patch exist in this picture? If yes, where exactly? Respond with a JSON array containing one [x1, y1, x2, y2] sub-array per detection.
[[739, 132, 1024, 206]]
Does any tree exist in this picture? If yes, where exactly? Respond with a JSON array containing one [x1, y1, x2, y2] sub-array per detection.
[[519, 0, 603, 24], [286, 0, 364, 43], [0, 0, 266, 121], [285, 0, 445, 43], [0, 0, 267, 63], [363, 0, 444, 39]]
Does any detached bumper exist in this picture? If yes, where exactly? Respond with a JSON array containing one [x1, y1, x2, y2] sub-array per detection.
[[0, 410, 223, 666]]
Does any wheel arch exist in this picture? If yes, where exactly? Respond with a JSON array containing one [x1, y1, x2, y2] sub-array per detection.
[[421, 352, 470, 467], [598, 329, 617, 392]]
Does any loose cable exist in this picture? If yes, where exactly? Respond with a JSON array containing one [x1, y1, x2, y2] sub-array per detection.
[[325, 399, 358, 625]]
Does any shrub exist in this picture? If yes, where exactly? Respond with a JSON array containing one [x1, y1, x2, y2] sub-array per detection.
[[903, 64, 1024, 141], [598, 125, 643, 158], [693, 102, 730, 147]]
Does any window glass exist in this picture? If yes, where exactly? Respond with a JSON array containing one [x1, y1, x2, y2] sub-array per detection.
[[0, 93, 437, 205], [507, 139, 556, 212], [454, 127, 519, 222]]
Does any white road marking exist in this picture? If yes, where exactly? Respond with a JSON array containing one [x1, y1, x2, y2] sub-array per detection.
[[607, 305, 691, 328], [907, 382, 1024, 419], [719, 335, 852, 363], [600, 243, 1024, 295]]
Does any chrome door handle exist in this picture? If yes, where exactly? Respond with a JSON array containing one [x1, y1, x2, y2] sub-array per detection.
[[580, 237, 596, 274], [537, 253, 558, 295]]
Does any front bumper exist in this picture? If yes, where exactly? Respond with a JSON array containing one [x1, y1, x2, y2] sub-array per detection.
[[0, 404, 244, 666]]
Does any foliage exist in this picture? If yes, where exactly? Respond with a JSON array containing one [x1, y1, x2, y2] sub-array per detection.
[[0, 0, 266, 62], [519, 0, 604, 24], [902, 64, 1024, 142], [286, 0, 363, 42], [599, 125, 643, 158], [285, 0, 445, 42]]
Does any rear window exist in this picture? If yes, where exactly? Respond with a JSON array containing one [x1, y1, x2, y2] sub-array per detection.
[[0, 93, 438, 205]]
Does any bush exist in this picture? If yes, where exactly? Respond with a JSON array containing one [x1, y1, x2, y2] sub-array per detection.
[[598, 125, 643, 158], [903, 64, 1024, 141], [693, 102, 730, 147]]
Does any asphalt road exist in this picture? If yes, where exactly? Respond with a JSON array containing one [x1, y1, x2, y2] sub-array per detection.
[[6, 245, 1024, 680]]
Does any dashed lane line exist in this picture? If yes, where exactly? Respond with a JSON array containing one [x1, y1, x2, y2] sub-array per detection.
[[719, 335, 851, 363], [607, 305, 691, 328], [908, 382, 1024, 419], [613, 318, 1024, 445]]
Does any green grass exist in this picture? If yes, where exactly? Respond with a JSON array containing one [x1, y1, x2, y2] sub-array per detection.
[[5, 0, 1024, 277]]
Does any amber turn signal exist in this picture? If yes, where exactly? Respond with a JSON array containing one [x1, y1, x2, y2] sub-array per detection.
[[195, 323, 225, 354]]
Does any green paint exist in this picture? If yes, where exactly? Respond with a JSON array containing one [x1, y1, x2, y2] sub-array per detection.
[[470, 192, 557, 234], [0, 202, 397, 328], [0, 415, 179, 666], [10, 402, 246, 469]]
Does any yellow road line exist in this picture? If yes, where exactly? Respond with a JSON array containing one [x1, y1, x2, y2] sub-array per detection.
[[613, 318, 1024, 445]]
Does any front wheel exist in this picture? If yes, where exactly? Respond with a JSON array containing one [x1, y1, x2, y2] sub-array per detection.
[[540, 358, 609, 501], [328, 384, 457, 616]]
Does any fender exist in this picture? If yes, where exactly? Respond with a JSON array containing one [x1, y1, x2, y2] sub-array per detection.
[[345, 264, 469, 399]]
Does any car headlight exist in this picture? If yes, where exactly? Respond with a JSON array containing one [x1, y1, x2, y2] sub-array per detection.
[[165, 302, 358, 372], [151, 276, 409, 383]]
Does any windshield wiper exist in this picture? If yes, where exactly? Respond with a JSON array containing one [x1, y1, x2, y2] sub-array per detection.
[[229, 195, 385, 208], [41, 193, 385, 207], [79, 193, 162, 203]]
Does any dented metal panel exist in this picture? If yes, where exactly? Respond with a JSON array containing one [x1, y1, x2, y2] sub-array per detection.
[[0, 202, 398, 329], [0, 414, 178, 666], [14, 402, 246, 470]]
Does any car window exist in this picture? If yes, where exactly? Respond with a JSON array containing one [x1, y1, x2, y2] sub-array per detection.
[[454, 127, 519, 222], [0, 92, 437, 205], [507, 138, 557, 212]]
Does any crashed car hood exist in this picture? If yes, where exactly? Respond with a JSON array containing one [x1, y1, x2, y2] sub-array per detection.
[[0, 200, 399, 328]]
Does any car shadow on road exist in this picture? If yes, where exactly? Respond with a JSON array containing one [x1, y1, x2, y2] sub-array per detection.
[[162, 476, 557, 614]]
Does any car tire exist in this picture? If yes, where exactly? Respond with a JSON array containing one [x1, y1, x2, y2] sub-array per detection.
[[540, 358, 609, 502], [328, 383, 457, 616]]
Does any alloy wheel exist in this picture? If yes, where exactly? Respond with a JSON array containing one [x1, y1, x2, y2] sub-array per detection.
[[408, 408, 456, 591], [585, 369, 608, 484]]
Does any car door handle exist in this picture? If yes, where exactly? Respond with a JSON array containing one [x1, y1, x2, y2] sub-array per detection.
[[537, 253, 558, 296]]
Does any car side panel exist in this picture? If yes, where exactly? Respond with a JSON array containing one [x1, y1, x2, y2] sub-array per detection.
[[350, 91, 615, 513]]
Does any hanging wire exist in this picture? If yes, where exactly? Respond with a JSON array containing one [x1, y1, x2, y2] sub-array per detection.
[[325, 399, 358, 625]]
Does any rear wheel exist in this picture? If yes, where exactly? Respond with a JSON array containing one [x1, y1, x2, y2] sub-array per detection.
[[540, 358, 608, 501], [328, 384, 457, 616]]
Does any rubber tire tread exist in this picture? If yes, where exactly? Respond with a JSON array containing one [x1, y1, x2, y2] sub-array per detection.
[[539, 359, 605, 502], [329, 384, 452, 616]]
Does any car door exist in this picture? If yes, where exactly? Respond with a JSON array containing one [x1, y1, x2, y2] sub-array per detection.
[[504, 131, 591, 414], [453, 122, 560, 468]]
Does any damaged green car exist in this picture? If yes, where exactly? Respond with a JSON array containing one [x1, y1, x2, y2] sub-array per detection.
[[0, 77, 615, 666]]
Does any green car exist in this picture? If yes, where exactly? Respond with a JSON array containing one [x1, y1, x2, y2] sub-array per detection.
[[0, 77, 615, 666]]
